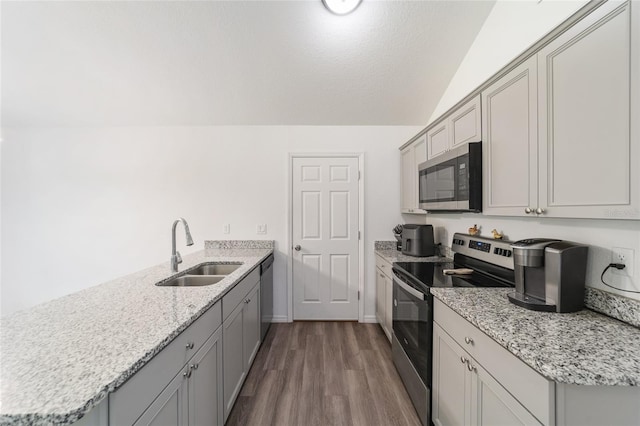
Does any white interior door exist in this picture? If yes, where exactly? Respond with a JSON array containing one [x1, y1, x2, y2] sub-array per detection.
[[292, 156, 359, 320]]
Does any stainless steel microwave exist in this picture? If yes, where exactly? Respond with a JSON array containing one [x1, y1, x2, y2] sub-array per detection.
[[418, 142, 482, 212]]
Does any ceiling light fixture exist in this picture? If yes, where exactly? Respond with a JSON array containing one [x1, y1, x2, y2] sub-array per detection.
[[322, 0, 362, 15]]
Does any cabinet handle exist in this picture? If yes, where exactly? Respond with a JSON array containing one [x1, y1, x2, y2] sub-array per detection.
[[183, 368, 192, 378], [193, 363, 199, 370], [464, 337, 474, 345], [536, 208, 545, 215], [186, 342, 194, 350], [394, 299, 397, 307], [467, 361, 477, 373], [460, 356, 468, 364], [524, 207, 533, 214], [380, 273, 385, 278]]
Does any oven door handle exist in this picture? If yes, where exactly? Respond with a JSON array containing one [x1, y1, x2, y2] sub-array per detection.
[[393, 274, 426, 301]]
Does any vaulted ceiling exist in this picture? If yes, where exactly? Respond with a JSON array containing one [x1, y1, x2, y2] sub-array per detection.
[[1, 0, 495, 126]]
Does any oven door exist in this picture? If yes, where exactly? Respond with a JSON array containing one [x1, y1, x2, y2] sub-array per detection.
[[392, 273, 432, 385]]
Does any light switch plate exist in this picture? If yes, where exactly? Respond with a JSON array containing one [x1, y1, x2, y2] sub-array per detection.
[[223, 224, 230, 234], [256, 224, 267, 235]]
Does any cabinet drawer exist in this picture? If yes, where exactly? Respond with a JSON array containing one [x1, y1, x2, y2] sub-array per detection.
[[434, 299, 554, 425], [375, 254, 393, 278], [222, 267, 260, 320], [110, 301, 222, 425]]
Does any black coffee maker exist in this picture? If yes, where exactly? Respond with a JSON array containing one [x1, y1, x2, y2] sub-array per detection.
[[508, 238, 588, 313]]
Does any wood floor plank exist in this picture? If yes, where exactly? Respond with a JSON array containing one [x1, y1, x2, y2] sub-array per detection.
[[345, 369, 381, 426], [323, 395, 353, 426], [226, 322, 421, 426]]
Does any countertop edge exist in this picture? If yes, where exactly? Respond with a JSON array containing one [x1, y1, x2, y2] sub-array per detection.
[[0, 249, 273, 426], [430, 288, 640, 387]]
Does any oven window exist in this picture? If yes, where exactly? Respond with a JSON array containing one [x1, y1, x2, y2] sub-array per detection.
[[392, 279, 432, 385], [420, 162, 456, 203]]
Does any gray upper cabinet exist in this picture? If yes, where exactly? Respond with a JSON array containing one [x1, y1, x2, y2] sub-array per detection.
[[537, 0, 639, 219], [400, 134, 427, 214], [427, 121, 449, 160], [427, 95, 482, 161], [449, 95, 482, 149], [482, 57, 538, 217], [483, 0, 639, 220]]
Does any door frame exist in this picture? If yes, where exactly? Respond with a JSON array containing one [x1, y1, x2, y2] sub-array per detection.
[[287, 153, 365, 323]]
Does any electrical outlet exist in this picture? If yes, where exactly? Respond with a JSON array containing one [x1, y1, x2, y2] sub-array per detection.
[[223, 224, 230, 234], [611, 247, 634, 276], [256, 224, 267, 235]]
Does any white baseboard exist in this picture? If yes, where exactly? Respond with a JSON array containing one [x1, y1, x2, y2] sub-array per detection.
[[271, 315, 290, 323], [362, 315, 378, 324]]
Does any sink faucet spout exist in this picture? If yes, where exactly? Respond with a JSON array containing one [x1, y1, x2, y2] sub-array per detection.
[[171, 217, 194, 273]]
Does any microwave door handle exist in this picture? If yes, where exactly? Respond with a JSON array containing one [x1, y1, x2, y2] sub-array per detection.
[[393, 275, 426, 300]]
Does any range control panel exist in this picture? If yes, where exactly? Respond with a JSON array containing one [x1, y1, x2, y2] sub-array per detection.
[[451, 232, 514, 270], [469, 239, 491, 253]]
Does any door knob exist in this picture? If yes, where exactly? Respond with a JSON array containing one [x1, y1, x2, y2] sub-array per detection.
[[524, 207, 532, 214], [536, 208, 545, 215], [294, 245, 301, 251]]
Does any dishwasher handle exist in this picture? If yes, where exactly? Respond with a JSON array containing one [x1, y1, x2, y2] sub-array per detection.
[[261, 254, 274, 274]]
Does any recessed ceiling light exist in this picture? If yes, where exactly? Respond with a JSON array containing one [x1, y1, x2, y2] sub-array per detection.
[[322, 0, 362, 16]]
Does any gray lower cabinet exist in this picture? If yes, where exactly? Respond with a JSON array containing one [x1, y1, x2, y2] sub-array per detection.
[[131, 327, 224, 426], [109, 301, 224, 426], [223, 281, 261, 422], [86, 266, 263, 426]]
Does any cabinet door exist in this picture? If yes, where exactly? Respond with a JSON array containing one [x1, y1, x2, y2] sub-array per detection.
[[482, 56, 538, 217], [135, 367, 188, 426], [432, 324, 471, 426], [450, 95, 482, 148], [189, 328, 223, 426], [243, 284, 261, 370], [384, 274, 393, 343], [223, 301, 245, 422], [401, 146, 416, 211], [375, 268, 386, 327], [427, 121, 449, 160], [537, 0, 639, 219], [471, 361, 541, 426]]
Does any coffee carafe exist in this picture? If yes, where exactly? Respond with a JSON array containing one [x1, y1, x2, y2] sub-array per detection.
[[508, 239, 588, 313]]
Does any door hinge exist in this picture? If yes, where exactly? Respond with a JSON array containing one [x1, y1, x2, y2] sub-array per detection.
[[358, 290, 360, 300], [358, 170, 361, 180], [358, 231, 361, 240]]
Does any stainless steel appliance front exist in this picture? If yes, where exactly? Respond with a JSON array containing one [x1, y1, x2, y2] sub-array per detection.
[[392, 271, 432, 426], [418, 142, 482, 212]]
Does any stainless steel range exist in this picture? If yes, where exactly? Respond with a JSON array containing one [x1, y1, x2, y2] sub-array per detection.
[[391, 232, 515, 426]]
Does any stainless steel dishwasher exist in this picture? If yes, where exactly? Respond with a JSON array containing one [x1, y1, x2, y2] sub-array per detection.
[[260, 254, 274, 340]]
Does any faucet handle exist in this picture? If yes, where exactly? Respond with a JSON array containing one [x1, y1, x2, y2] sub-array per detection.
[[175, 251, 183, 264]]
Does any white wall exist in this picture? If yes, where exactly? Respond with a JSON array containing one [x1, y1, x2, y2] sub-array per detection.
[[419, 0, 640, 301], [0, 125, 420, 317], [424, 214, 640, 300], [429, 0, 589, 123]]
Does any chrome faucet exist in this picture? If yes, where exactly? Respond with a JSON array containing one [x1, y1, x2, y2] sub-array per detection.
[[171, 217, 194, 273]]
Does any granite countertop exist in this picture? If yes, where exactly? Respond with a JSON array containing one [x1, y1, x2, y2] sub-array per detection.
[[0, 245, 273, 426], [431, 287, 640, 386], [375, 249, 450, 264]]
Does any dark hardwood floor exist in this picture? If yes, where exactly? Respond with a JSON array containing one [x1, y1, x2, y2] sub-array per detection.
[[226, 322, 421, 426]]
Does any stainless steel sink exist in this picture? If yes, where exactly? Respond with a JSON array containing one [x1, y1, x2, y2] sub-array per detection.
[[157, 275, 225, 287], [185, 263, 242, 276]]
